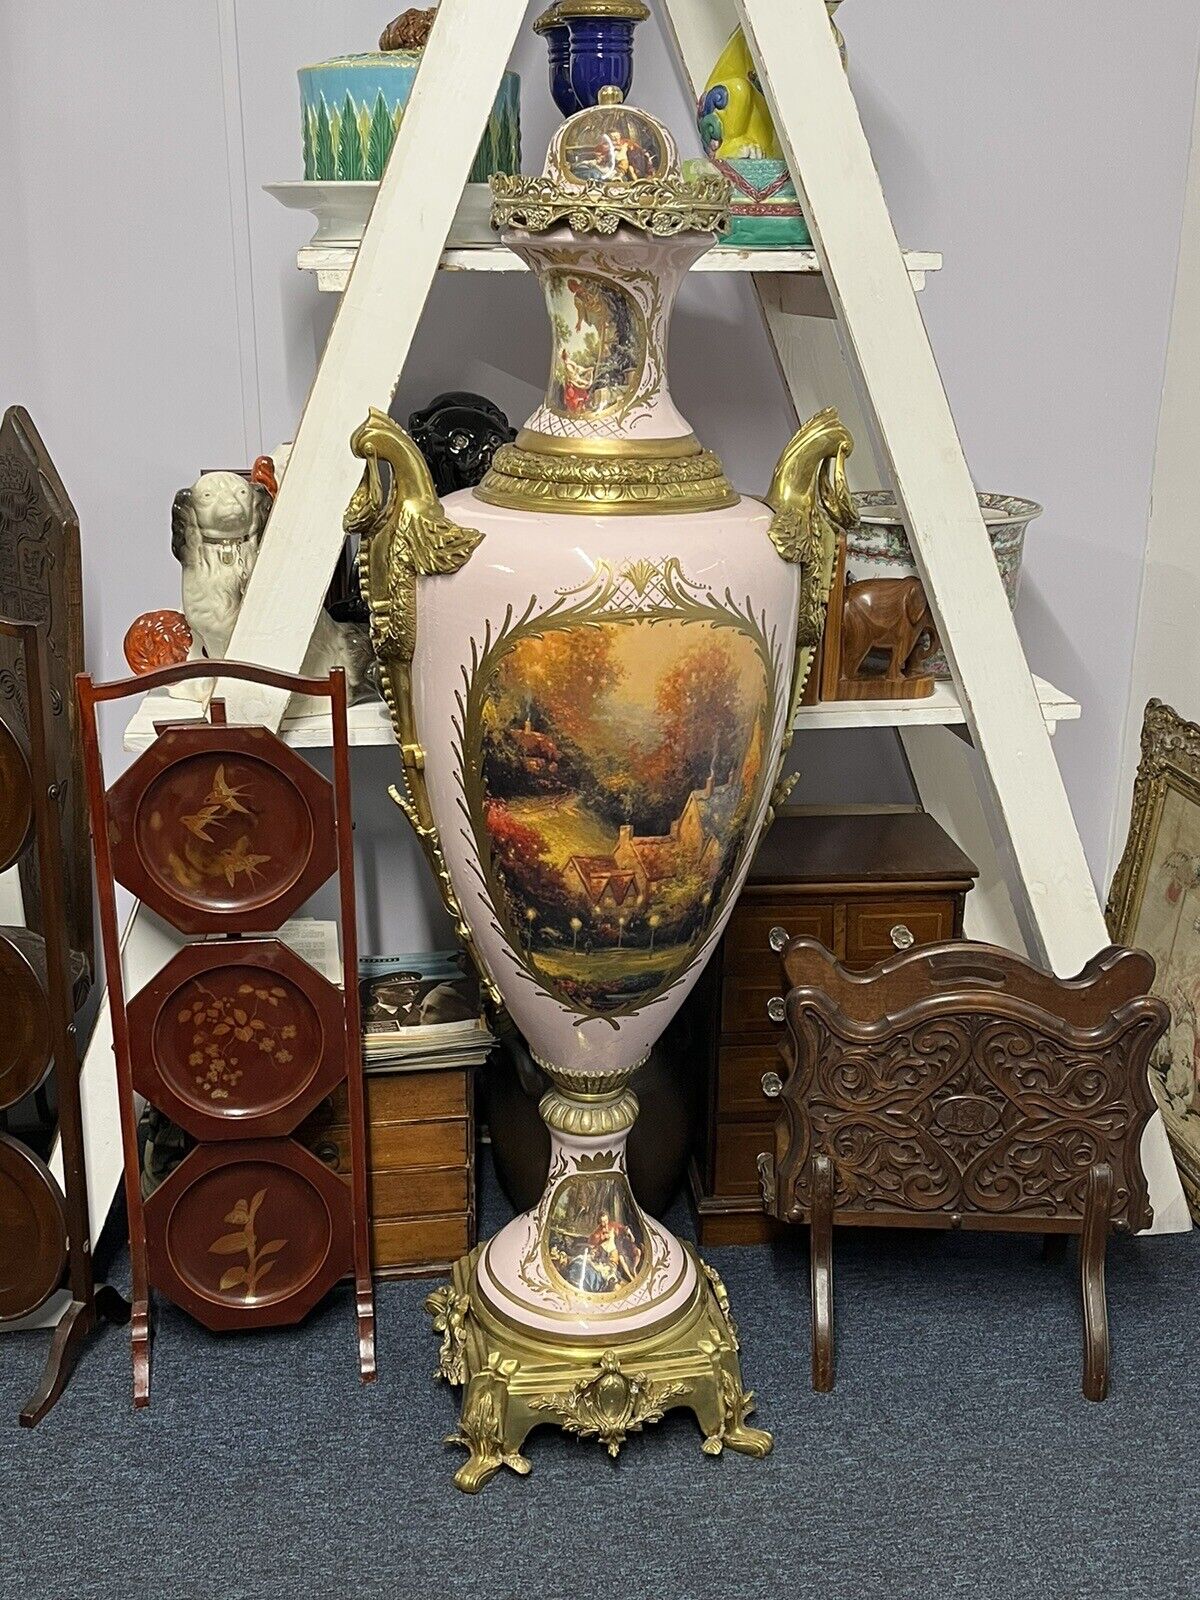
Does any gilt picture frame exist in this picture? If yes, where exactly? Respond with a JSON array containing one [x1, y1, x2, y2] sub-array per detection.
[[1107, 698, 1200, 1221]]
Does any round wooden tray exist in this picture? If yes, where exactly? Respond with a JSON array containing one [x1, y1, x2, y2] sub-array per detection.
[[143, 1139, 352, 1331], [105, 724, 337, 934], [127, 939, 347, 1139], [0, 716, 34, 873], [0, 1133, 67, 1320], [0, 930, 53, 1111]]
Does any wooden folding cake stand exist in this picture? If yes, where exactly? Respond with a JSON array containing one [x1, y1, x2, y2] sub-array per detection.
[[0, 615, 128, 1423], [76, 659, 375, 1406]]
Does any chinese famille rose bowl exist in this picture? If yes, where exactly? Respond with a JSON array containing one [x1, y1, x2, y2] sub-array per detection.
[[848, 489, 1042, 678]]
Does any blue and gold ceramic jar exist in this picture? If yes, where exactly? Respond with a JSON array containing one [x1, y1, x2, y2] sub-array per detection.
[[534, 0, 650, 117]]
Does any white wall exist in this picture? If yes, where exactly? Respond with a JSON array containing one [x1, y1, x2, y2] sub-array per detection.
[[847, 1, 1200, 886], [3, 0, 1198, 951], [1114, 57, 1200, 871]]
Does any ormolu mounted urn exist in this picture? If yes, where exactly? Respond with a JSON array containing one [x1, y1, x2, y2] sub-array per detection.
[[349, 90, 853, 1491]]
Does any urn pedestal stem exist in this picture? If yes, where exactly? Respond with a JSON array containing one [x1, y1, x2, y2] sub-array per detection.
[[425, 1069, 772, 1492]]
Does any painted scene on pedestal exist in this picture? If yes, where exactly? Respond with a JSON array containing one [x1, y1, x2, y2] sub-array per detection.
[[544, 1172, 646, 1297], [472, 608, 771, 1016]]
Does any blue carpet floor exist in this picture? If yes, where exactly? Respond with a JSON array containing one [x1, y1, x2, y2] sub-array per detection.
[[2, 1156, 1198, 1600]]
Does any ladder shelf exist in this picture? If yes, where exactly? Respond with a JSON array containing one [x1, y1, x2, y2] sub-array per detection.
[[85, 0, 1188, 1237], [123, 676, 1080, 753], [295, 239, 941, 294]]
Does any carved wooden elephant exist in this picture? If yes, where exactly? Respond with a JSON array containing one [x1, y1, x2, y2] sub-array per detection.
[[841, 576, 937, 681]]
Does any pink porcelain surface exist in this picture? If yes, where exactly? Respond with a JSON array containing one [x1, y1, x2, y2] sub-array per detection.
[[413, 490, 797, 1081], [476, 1128, 696, 1335]]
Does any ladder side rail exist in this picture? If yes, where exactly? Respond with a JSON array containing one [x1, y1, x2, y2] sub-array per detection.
[[221, 0, 529, 730], [725, 0, 1105, 974]]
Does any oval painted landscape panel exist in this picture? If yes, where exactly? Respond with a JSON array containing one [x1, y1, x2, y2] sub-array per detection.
[[463, 593, 773, 1019]]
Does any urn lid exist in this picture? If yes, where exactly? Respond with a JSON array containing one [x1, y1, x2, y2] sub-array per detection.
[[301, 9, 435, 71], [490, 88, 729, 239]]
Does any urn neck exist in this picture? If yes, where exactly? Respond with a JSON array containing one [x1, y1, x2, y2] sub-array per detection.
[[476, 231, 738, 515], [538, 1062, 640, 1136], [521, 232, 701, 451]]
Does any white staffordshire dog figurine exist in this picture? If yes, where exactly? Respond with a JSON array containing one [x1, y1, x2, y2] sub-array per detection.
[[170, 462, 373, 713]]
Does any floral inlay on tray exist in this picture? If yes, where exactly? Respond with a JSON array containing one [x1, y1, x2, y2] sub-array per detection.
[[179, 976, 297, 1101], [208, 1187, 287, 1299], [148, 961, 325, 1123]]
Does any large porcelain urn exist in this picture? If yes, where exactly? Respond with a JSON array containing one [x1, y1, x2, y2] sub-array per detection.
[[350, 91, 853, 1491]]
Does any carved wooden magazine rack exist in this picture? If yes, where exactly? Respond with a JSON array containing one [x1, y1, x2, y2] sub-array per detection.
[[760, 938, 1165, 1400], [76, 659, 375, 1406], [0, 615, 128, 1423]]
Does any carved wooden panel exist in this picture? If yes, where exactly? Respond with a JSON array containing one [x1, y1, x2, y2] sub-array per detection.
[[770, 940, 1163, 1233], [765, 939, 1167, 1399], [0, 408, 91, 979]]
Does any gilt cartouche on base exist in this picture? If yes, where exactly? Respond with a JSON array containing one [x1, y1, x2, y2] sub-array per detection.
[[353, 88, 854, 1490]]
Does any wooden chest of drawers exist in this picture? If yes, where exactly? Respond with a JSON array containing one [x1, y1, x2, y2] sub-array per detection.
[[298, 1067, 475, 1278], [683, 810, 977, 1244]]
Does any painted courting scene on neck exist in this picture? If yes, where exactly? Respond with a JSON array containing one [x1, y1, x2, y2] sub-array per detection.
[[459, 570, 775, 1020], [546, 271, 643, 420]]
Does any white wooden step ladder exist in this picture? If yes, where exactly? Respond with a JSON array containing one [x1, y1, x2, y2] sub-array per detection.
[[57, 0, 1184, 1282]]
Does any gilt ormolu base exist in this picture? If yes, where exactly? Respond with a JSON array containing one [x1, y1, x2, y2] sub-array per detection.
[[426, 1242, 771, 1493]]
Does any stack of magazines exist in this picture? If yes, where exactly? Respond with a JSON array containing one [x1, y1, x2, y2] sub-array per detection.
[[359, 950, 495, 1072]]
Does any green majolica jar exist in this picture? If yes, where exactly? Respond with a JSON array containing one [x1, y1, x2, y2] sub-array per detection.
[[299, 10, 520, 182]]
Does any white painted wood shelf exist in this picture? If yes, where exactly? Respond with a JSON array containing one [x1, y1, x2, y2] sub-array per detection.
[[297, 239, 942, 295], [123, 674, 1079, 752]]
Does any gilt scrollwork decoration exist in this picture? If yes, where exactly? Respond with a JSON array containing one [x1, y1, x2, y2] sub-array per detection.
[[763, 406, 856, 823], [346, 408, 500, 1005], [527, 1348, 689, 1456]]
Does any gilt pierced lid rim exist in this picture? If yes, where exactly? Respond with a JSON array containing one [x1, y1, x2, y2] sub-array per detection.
[[491, 93, 729, 237]]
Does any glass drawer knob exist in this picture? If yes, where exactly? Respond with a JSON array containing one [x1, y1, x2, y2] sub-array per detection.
[[761, 1071, 783, 1098], [890, 924, 915, 950], [767, 996, 786, 1023], [768, 926, 788, 953]]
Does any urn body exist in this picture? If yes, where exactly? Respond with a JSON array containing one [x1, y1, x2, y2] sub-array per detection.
[[413, 489, 798, 1079]]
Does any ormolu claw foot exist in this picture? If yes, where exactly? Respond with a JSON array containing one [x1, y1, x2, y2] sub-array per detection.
[[701, 1369, 773, 1459], [716, 1414, 774, 1459], [448, 1356, 530, 1494], [447, 1433, 532, 1494]]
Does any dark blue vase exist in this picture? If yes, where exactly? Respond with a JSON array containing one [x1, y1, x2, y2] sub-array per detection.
[[537, 11, 575, 113], [535, 2, 649, 117]]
